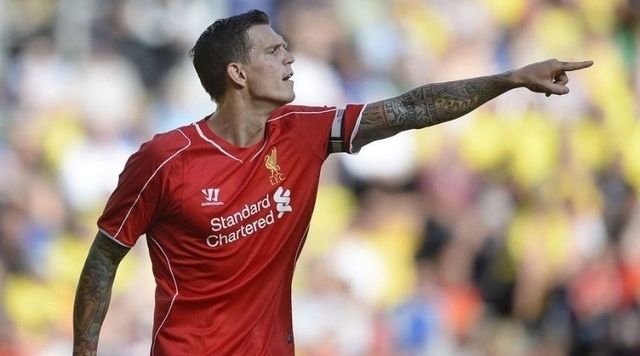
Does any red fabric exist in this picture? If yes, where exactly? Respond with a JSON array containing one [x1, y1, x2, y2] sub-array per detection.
[[97, 104, 364, 355]]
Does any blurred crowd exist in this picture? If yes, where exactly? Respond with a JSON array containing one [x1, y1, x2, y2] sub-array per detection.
[[1, 0, 639, 355]]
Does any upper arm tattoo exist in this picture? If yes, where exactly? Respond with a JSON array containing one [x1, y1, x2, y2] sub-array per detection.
[[353, 72, 515, 150], [73, 232, 130, 355]]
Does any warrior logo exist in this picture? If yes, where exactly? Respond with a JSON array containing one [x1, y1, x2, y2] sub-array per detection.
[[201, 188, 223, 206], [264, 147, 286, 185]]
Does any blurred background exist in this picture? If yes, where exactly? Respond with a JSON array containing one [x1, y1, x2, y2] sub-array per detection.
[[0, 0, 639, 355]]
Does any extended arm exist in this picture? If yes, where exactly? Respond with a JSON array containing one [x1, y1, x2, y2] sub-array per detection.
[[352, 59, 593, 151], [73, 231, 130, 356]]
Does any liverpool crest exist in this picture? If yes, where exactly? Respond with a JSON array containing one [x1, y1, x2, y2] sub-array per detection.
[[264, 147, 286, 185]]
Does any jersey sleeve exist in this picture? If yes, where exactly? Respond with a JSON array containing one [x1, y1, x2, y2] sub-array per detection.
[[97, 130, 189, 247], [328, 104, 365, 155], [272, 104, 364, 159]]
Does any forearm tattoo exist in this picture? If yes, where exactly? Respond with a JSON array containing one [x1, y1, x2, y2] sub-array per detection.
[[353, 72, 515, 149], [73, 233, 129, 355]]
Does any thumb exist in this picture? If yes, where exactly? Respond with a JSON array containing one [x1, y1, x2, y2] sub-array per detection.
[[546, 83, 570, 95]]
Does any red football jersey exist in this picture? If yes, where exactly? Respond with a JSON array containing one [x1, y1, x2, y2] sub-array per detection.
[[97, 104, 364, 355]]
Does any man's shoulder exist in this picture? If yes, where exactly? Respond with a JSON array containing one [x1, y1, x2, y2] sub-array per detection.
[[137, 124, 195, 161], [267, 104, 337, 122]]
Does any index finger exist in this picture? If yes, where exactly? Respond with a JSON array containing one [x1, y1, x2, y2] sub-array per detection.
[[560, 60, 594, 71]]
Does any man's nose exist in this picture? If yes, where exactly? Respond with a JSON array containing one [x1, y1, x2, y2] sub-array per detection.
[[284, 51, 295, 65]]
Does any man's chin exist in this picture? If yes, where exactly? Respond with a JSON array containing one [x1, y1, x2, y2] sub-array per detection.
[[262, 92, 295, 108], [275, 93, 295, 106], [285, 92, 295, 104]]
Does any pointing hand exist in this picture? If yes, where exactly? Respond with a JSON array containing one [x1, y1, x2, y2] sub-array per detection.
[[511, 59, 594, 96]]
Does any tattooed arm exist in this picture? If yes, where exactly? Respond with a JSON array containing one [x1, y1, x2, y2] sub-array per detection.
[[73, 231, 130, 355], [352, 59, 593, 151]]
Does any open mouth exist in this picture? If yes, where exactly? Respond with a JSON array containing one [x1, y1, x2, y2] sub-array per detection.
[[283, 73, 293, 81]]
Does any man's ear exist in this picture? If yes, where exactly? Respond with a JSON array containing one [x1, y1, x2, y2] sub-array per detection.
[[227, 63, 247, 88]]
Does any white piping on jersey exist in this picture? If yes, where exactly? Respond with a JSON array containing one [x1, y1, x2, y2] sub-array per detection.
[[194, 122, 243, 163], [248, 139, 269, 162], [293, 224, 311, 265], [266, 108, 337, 123], [196, 111, 340, 163], [114, 129, 191, 241], [149, 235, 179, 356], [98, 228, 132, 248], [348, 107, 365, 153]]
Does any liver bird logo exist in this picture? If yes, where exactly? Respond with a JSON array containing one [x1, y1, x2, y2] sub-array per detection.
[[264, 147, 286, 185]]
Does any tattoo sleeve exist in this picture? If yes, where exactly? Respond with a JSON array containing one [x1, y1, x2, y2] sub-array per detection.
[[73, 231, 130, 356], [352, 72, 517, 150]]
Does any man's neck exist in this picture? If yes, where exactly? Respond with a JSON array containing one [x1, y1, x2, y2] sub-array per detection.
[[206, 98, 278, 148]]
